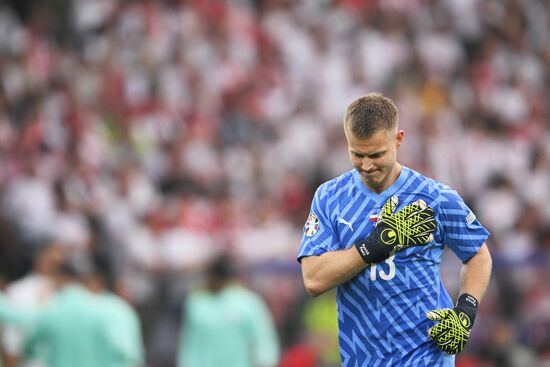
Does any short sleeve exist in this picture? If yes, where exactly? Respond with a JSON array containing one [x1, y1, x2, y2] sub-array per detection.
[[297, 186, 338, 262], [438, 187, 490, 262]]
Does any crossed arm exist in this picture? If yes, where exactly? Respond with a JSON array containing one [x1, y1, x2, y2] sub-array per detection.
[[301, 242, 492, 300], [300, 247, 366, 297]]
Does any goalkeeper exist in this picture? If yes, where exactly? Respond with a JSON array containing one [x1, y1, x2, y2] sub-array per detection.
[[297, 93, 492, 366]]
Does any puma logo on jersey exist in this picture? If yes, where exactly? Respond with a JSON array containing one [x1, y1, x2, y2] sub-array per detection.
[[337, 217, 355, 231]]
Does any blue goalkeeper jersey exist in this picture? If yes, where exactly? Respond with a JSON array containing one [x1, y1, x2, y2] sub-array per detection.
[[298, 166, 490, 367]]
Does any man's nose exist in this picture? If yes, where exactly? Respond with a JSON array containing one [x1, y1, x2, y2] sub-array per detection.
[[362, 157, 374, 170]]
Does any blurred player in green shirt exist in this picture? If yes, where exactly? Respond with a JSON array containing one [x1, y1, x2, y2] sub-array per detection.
[[178, 254, 280, 367], [24, 254, 144, 367], [89, 256, 145, 367]]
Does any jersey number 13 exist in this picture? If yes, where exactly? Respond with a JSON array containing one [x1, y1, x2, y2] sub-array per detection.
[[369, 255, 396, 281]]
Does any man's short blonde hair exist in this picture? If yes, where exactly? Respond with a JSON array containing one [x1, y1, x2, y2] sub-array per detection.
[[343, 93, 399, 138]]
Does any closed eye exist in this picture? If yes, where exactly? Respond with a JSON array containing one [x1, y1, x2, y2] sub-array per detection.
[[352, 151, 385, 159], [369, 152, 384, 158]]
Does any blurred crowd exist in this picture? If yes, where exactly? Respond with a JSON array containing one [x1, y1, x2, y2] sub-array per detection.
[[0, 0, 549, 366]]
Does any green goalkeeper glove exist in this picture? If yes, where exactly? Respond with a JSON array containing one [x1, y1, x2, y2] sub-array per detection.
[[426, 293, 479, 355], [355, 196, 436, 264]]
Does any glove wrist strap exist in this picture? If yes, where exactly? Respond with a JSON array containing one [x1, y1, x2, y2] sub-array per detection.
[[355, 229, 393, 264], [455, 293, 479, 328]]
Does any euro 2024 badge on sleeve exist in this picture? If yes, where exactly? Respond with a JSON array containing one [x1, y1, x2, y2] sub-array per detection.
[[305, 212, 320, 237]]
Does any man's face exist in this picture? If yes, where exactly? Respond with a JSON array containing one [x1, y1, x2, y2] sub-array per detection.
[[345, 127, 404, 193]]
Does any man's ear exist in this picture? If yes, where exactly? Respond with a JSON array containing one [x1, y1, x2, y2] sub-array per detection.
[[396, 130, 405, 147]]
